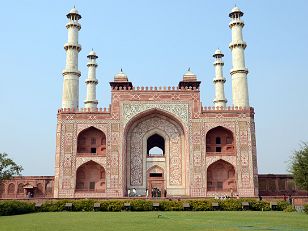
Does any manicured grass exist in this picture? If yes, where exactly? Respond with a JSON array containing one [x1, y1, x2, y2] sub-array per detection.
[[0, 211, 307, 231]]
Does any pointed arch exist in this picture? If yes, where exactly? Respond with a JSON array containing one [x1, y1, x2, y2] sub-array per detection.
[[206, 126, 235, 154], [17, 183, 24, 194], [77, 126, 106, 156], [147, 133, 165, 157], [207, 159, 236, 192], [0, 183, 5, 196], [75, 160, 106, 193], [8, 183, 15, 194]]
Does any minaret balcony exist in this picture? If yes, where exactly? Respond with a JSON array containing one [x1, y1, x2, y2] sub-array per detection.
[[229, 20, 244, 28], [229, 41, 247, 49], [66, 22, 81, 30], [62, 69, 81, 77], [64, 43, 82, 51], [230, 68, 249, 75]]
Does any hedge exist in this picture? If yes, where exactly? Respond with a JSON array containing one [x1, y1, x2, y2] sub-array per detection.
[[304, 204, 308, 214], [0, 199, 299, 216], [0, 201, 35, 216]]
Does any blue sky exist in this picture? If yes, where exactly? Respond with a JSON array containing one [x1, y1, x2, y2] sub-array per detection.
[[0, 0, 307, 176]]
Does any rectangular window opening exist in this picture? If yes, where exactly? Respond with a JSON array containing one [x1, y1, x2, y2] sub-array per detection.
[[149, 173, 163, 177], [91, 148, 96, 154], [216, 147, 221, 152]]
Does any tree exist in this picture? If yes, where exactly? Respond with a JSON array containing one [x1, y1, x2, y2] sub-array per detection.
[[289, 143, 308, 193], [0, 153, 23, 180]]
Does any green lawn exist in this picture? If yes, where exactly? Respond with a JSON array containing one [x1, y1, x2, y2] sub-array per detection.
[[0, 211, 307, 231]]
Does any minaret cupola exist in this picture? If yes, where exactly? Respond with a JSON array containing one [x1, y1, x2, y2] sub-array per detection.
[[178, 68, 201, 89]]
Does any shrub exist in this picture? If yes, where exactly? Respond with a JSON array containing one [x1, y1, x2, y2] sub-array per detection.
[[39, 200, 74, 212], [304, 204, 308, 214], [283, 205, 296, 212], [218, 199, 242, 211], [277, 201, 289, 211], [73, 200, 96, 211], [159, 200, 183, 211], [0, 200, 35, 216], [188, 200, 211, 211], [130, 200, 153, 211], [249, 200, 270, 211], [106, 200, 123, 212]]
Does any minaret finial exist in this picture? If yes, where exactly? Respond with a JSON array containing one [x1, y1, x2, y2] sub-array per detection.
[[121, 68, 123, 72], [188, 67, 191, 71]]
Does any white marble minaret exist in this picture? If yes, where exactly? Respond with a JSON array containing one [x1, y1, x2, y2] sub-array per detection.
[[213, 49, 227, 108], [229, 6, 249, 107], [61, 7, 82, 109], [84, 50, 98, 109]]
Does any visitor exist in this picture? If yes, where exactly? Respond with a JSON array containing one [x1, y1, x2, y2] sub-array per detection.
[[128, 189, 131, 197], [259, 195, 262, 201], [288, 195, 292, 205], [145, 188, 148, 198], [132, 188, 136, 197]]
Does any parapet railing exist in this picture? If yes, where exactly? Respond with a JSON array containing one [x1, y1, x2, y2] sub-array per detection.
[[111, 86, 200, 91], [58, 107, 111, 114], [202, 106, 254, 112]]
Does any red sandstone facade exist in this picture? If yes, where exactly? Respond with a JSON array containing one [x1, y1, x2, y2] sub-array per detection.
[[53, 84, 258, 198]]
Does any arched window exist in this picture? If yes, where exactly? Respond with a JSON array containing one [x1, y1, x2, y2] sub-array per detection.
[[46, 181, 53, 195], [36, 183, 44, 196], [75, 161, 106, 193], [147, 134, 165, 157], [77, 127, 106, 156], [17, 183, 24, 194], [206, 126, 235, 154], [207, 160, 236, 192], [0, 183, 5, 196], [8, 183, 15, 194]]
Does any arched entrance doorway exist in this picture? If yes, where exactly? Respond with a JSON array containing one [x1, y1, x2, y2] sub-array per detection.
[[207, 160, 237, 193], [124, 110, 186, 196], [75, 161, 106, 193], [147, 166, 165, 198]]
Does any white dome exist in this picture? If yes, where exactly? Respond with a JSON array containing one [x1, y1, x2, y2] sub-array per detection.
[[231, 6, 241, 13], [114, 69, 128, 82], [214, 49, 223, 56], [183, 68, 197, 82], [184, 68, 196, 76], [69, 7, 79, 14], [88, 50, 97, 56]]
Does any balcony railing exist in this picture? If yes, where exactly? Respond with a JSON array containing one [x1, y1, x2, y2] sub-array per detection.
[[206, 152, 235, 156], [76, 152, 106, 157], [75, 189, 105, 193]]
